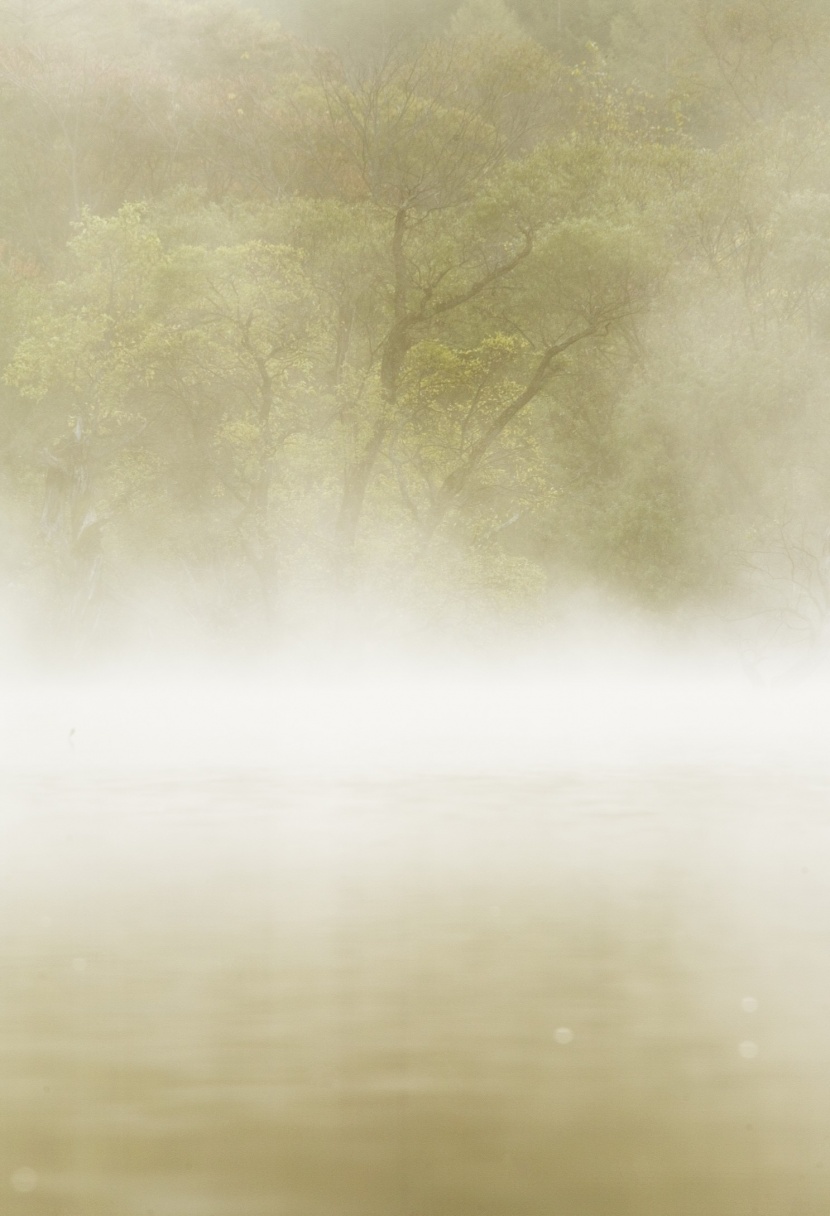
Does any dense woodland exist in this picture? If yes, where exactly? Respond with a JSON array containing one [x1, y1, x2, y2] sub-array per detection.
[[2, 0, 830, 655]]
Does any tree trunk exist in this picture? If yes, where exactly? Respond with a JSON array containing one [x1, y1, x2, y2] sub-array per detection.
[[335, 417, 390, 562], [426, 325, 603, 534]]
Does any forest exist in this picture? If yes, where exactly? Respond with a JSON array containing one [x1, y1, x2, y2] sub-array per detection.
[[2, 0, 830, 658]]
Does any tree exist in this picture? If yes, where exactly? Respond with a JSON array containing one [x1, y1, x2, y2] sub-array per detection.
[[5, 202, 322, 628], [281, 32, 662, 585], [5, 0, 830, 645]]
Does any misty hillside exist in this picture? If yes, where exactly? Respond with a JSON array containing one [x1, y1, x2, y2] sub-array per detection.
[[1, 0, 830, 659]]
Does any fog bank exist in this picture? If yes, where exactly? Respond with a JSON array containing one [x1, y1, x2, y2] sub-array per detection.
[[4, 661, 830, 778]]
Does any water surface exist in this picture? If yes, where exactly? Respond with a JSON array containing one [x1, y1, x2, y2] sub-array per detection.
[[2, 765, 830, 1216]]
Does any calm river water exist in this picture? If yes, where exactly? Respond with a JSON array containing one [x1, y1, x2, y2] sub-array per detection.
[[2, 755, 830, 1216]]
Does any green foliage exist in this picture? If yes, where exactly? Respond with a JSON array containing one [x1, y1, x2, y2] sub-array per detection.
[[2, 0, 830, 645]]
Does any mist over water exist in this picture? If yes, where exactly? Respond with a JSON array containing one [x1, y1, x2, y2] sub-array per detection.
[[5, 0, 830, 1211], [4, 646, 830, 775], [2, 657, 830, 1215]]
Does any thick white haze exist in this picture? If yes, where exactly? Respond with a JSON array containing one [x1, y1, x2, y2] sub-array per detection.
[[4, 643, 830, 1216], [3, 648, 830, 777]]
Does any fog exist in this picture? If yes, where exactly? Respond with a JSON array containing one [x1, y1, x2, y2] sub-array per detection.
[[4, 0, 830, 1212], [4, 658, 830, 777], [3, 662, 830, 1216]]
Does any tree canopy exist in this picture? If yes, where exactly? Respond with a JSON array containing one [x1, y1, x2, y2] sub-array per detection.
[[3, 0, 830, 659]]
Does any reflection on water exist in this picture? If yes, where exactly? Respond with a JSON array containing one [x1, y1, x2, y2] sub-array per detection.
[[1, 771, 830, 1215]]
